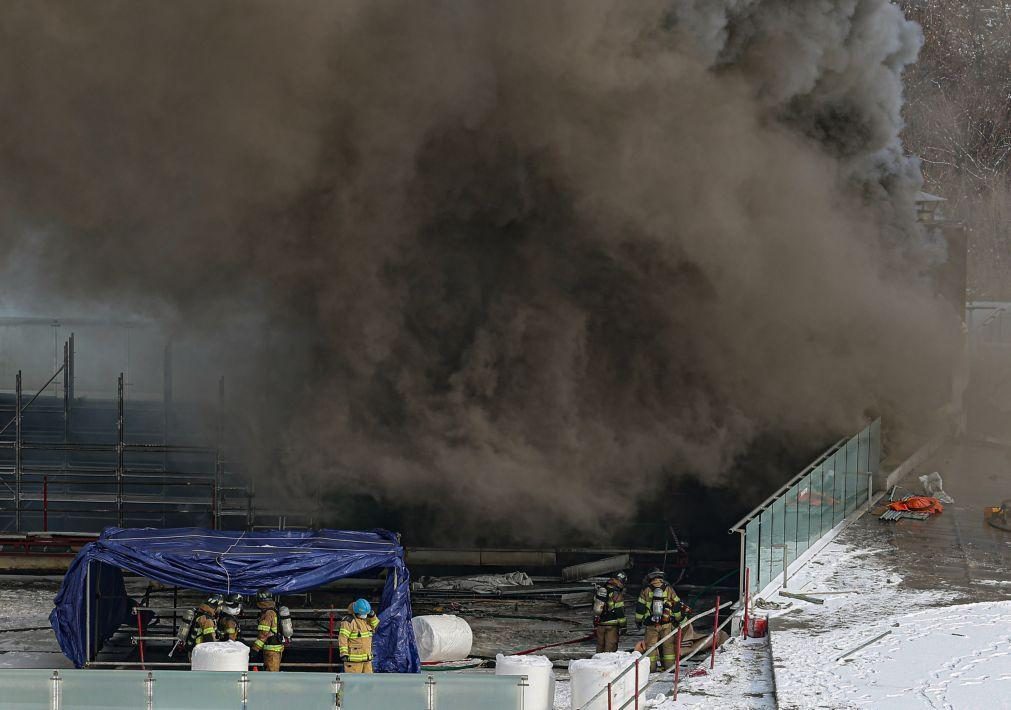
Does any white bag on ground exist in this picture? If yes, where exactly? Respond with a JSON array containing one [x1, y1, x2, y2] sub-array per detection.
[[411, 615, 473, 662], [570, 652, 649, 710], [919, 472, 954, 504], [190, 640, 250, 671], [495, 654, 555, 710]]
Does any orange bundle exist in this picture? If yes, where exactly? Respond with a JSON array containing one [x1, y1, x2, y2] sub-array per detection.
[[887, 496, 943, 515]]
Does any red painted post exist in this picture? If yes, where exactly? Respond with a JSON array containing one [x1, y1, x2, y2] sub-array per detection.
[[607, 681, 613, 710], [673, 626, 682, 700], [42, 476, 48, 532], [135, 611, 146, 670], [328, 608, 335, 671], [742, 568, 750, 638], [711, 595, 720, 669]]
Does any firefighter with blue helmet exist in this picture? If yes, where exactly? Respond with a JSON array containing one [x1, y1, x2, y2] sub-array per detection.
[[339, 598, 380, 673]]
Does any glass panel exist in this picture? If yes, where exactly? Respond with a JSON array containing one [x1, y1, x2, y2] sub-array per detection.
[[744, 518, 760, 597], [758, 508, 773, 593], [815, 464, 835, 536], [60, 669, 148, 709], [152, 670, 243, 709], [868, 419, 881, 476], [845, 435, 862, 514], [436, 675, 522, 710], [832, 448, 847, 527], [858, 426, 871, 479], [789, 479, 811, 558], [782, 484, 799, 568], [0, 669, 57, 709], [341, 673, 428, 710], [769, 496, 786, 586], [248, 672, 337, 710], [807, 464, 822, 539]]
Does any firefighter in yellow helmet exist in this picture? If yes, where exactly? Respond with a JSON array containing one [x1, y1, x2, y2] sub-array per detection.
[[339, 598, 380, 673], [593, 571, 628, 653], [635, 569, 689, 672], [250, 590, 285, 671], [189, 594, 222, 650]]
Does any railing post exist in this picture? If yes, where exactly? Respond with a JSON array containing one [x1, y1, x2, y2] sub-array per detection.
[[328, 607, 335, 671], [711, 595, 720, 670], [136, 608, 146, 670], [607, 681, 612, 710], [239, 671, 249, 707], [43, 475, 48, 532], [145, 672, 155, 710], [116, 373, 125, 527], [518, 675, 528, 710], [334, 675, 343, 710], [742, 567, 750, 638], [15, 370, 21, 533], [50, 670, 61, 710], [425, 674, 436, 710]]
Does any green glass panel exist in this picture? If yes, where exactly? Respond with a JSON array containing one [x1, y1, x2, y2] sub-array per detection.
[[0, 669, 56, 709], [788, 480, 810, 558], [758, 509, 773, 592], [832, 448, 847, 527], [769, 496, 786, 585], [247, 672, 337, 710], [744, 518, 760, 596], [60, 669, 147, 709], [869, 419, 881, 475], [340, 673, 428, 710], [436, 674, 522, 710], [845, 436, 861, 514], [152, 670, 243, 709]]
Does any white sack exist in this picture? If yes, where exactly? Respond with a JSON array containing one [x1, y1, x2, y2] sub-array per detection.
[[570, 651, 649, 710], [919, 472, 954, 504], [411, 614, 473, 662], [495, 654, 555, 710], [190, 640, 250, 671]]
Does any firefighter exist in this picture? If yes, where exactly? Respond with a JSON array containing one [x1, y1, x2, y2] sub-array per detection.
[[190, 594, 222, 649], [250, 589, 286, 671], [593, 571, 628, 653], [339, 598, 380, 673], [218, 593, 244, 641], [635, 569, 689, 672]]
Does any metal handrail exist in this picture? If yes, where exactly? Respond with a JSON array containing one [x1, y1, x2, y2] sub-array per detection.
[[574, 600, 733, 710], [728, 437, 846, 533], [616, 613, 735, 710]]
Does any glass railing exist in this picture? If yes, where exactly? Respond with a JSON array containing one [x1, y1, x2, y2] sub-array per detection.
[[731, 418, 880, 598], [0, 669, 524, 710]]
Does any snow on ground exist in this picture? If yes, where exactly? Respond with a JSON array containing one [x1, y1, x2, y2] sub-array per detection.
[[551, 635, 775, 709], [764, 540, 1011, 709], [0, 575, 71, 668]]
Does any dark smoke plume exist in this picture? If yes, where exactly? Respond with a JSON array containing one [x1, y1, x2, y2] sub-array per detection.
[[0, 1, 960, 538]]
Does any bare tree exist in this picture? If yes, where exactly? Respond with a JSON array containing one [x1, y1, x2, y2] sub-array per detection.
[[900, 1, 1011, 298]]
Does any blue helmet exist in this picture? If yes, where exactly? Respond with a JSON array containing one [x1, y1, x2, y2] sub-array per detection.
[[352, 599, 372, 617]]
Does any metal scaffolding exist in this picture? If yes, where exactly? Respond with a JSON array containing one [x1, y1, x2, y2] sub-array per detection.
[[0, 333, 255, 533]]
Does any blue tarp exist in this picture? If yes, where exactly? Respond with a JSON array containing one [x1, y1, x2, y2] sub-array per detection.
[[49, 527, 420, 672]]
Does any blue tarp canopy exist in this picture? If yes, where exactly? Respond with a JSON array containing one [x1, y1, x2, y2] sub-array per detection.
[[50, 527, 420, 672]]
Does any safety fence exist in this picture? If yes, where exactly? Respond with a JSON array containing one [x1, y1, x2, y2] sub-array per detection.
[[573, 599, 734, 710], [730, 419, 881, 599], [0, 669, 526, 710]]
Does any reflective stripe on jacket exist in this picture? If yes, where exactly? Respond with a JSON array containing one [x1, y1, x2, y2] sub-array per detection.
[[253, 607, 284, 652], [191, 606, 218, 645], [598, 588, 627, 628], [635, 583, 684, 625], [338, 615, 380, 662]]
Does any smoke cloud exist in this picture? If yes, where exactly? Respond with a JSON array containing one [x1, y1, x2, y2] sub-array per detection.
[[0, 1, 960, 539]]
